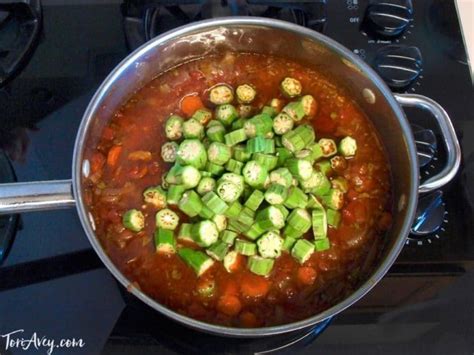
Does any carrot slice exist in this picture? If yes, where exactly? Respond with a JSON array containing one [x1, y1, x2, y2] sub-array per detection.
[[217, 295, 242, 316], [240, 274, 270, 298], [239, 311, 258, 328], [296, 266, 317, 286], [180, 95, 204, 117], [107, 145, 122, 167]]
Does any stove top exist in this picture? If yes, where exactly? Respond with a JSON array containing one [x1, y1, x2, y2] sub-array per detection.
[[0, 1, 473, 354]]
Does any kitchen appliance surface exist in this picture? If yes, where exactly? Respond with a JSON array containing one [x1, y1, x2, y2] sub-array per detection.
[[0, 1, 472, 354]]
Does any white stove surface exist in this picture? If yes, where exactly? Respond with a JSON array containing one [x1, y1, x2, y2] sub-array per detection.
[[456, 0, 474, 81]]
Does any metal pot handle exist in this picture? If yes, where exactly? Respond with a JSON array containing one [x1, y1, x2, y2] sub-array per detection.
[[0, 180, 75, 215], [395, 93, 461, 194]]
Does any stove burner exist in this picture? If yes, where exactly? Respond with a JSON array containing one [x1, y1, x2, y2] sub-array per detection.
[[122, 0, 327, 50], [0, 9, 9, 26], [245, 0, 327, 33], [111, 285, 333, 354], [0, 150, 19, 264], [0, 0, 42, 88], [113, 289, 332, 353]]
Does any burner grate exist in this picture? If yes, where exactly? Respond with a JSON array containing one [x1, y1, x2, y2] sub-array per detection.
[[122, 0, 327, 50], [0, 0, 42, 88]]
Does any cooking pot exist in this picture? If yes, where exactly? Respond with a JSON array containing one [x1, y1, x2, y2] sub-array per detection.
[[0, 18, 461, 337]]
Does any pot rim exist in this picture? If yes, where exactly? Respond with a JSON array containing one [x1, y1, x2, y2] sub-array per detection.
[[72, 17, 419, 337]]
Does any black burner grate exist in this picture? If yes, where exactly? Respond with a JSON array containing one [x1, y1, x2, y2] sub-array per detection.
[[122, 0, 327, 50], [0, 0, 42, 88]]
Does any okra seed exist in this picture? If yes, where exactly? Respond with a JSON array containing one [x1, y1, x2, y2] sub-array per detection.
[[88, 212, 96, 231], [398, 194, 407, 212], [362, 88, 376, 104], [82, 159, 90, 178]]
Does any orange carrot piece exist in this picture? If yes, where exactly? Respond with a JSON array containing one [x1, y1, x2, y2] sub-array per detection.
[[240, 275, 270, 298], [297, 266, 317, 286], [107, 145, 122, 167], [217, 295, 242, 316], [239, 311, 258, 328], [180, 95, 204, 117]]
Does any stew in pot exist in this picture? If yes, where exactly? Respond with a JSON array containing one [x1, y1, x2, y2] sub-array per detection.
[[84, 52, 392, 327]]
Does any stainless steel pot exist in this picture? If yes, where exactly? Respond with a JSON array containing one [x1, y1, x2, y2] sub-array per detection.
[[0, 18, 461, 337]]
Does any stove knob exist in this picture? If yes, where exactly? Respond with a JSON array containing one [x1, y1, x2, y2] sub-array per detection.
[[410, 190, 445, 237], [362, 0, 413, 39], [374, 45, 422, 90], [411, 125, 437, 167]]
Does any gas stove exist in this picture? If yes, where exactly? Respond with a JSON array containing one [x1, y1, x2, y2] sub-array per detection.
[[0, 1, 473, 354]]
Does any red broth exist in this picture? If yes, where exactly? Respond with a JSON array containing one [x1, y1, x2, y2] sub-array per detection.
[[83, 53, 392, 327]]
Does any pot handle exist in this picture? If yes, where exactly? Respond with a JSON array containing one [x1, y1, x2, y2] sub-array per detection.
[[0, 180, 75, 215], [394, 93, 461, 194]]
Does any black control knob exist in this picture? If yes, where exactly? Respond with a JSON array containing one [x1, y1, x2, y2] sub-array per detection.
[[374, 45, 422, 90], [410, 191, 445, 237], [411, 124, 437, 168], [362, 0, 414, 39]]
